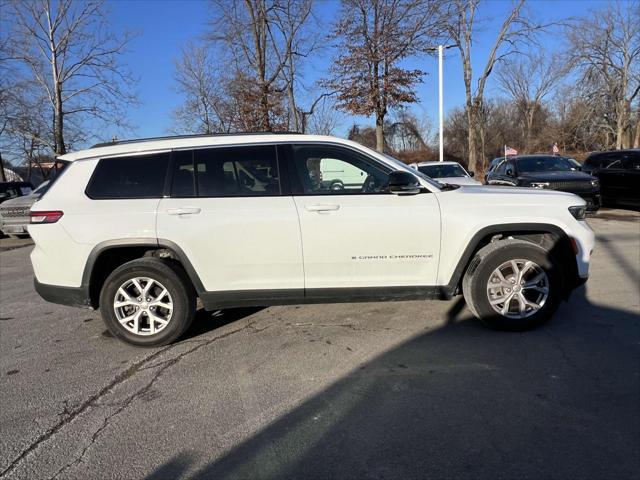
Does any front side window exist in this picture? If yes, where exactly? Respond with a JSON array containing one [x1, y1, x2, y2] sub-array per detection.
[[86, 153, 170, 199], [292, 145, 389, 194]]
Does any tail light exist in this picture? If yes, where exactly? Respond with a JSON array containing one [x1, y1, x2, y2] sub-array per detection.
[[30, 211, 64, 224]]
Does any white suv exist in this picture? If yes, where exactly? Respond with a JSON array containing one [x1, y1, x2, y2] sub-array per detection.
[[29, 134, 595, 346]]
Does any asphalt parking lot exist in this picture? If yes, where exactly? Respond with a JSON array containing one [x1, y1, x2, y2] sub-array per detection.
[[1, 211, 639, 480]]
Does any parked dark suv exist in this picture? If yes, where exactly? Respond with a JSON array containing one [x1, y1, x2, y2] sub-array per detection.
[[583, 149, 639, 210], [486, 155, 601, 211]]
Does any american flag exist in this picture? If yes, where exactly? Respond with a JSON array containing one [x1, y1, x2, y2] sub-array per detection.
[[552, 143, 559, 155], [505, 146, 518, 156]]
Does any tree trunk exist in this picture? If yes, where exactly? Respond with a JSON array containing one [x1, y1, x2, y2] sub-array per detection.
[[260, 84, 271, 131], [375, 114, 384, 153], [615, 98, 630, 149], [634, 111, 640, 148], [467, 106, 478, 174]]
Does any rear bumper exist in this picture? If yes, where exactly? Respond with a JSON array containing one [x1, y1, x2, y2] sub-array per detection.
[[34, 278, 92, 309]]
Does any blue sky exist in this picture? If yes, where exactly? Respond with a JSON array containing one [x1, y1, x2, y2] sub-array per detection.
[[107, 0, 611, 141]]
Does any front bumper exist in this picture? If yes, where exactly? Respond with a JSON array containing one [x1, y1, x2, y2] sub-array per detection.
[[580, 193, 602, 212], [34, 278, 92, 309]]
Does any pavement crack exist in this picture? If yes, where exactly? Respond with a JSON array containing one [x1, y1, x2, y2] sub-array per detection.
[[287, 322, 396, 333], [0, 345, 173, 479], [2, 320, 254, 479], [42, 321, 256, 480]]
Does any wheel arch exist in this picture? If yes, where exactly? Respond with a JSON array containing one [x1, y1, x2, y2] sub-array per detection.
[[445, 223, 578, 299], [83, 239, 205, 308]]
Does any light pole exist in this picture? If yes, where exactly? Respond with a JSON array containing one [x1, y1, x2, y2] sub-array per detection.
[[428, 44, 457, 162], [438, 45, 444, 162]]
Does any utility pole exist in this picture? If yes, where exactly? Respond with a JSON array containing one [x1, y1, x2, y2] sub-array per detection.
[[427, 45, 457, 162], [438, 45, 444, 162]]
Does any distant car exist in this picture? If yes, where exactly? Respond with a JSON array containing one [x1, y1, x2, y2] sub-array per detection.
[[410, 161, 481, 186], [583, 149, 639, 210], [0, 181, 50, 237], [0, 181, 34, 204], [486, 155, 601, 211]]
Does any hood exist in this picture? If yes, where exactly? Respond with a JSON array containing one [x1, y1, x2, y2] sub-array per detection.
[[519, 171, 595, 182], [434, 176, 482, 186], [449, 184, 582, 202]]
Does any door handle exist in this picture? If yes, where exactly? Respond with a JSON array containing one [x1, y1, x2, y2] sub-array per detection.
[[304, 204, 340, 213], [167, 207, 201, 215]]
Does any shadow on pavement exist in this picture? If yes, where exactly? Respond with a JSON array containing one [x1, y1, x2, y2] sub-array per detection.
[[180, 307, 265, 341], [145, 287, 639, 480]]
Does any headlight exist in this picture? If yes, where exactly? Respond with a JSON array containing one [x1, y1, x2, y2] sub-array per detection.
[[569, 205, 587, 220], [531, 182, 549, 189], [591, 179, 600, 188]]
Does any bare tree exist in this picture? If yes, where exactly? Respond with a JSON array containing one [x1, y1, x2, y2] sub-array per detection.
[[445, 0, 547, 175], [324, 0, 444, 152], [497, 52, 568, 151], [306, 96, 341, 135], [208, 0, 314, 132], [172, 43, 233, 134], [7, 0, 136, 155], [567, 1, 640, 149]]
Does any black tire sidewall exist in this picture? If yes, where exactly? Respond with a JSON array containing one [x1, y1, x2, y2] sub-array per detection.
[[470, 244, 563, 330], [99, 259, 195, 347]]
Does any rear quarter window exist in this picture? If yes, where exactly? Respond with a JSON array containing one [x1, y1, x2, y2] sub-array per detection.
[[86, 153, 170, 199]]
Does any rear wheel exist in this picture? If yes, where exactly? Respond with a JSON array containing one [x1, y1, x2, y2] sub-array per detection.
[[462, 239, 563, 330], [99, 258, 196, 347]]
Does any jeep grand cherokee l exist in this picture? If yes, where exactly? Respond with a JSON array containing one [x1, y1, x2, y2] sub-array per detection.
[[30, 134, 595, 347]]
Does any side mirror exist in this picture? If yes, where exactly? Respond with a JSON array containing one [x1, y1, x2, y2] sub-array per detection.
[[388, 170, 422, 195], [506, 168, 514, 177], [468, 171, 475, 177]]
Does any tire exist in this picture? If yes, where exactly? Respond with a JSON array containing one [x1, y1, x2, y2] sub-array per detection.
[[462, 239, 563, 331], [99, 258, 196, 347]]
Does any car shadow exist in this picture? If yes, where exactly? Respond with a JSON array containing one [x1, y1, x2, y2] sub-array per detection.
[[144, 286, 639, 480], [179, 306, 266, 341]]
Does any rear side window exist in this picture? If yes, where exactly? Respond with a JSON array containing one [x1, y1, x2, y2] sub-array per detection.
[[86, 153, 170, 199], [170, 145, 280, 197]]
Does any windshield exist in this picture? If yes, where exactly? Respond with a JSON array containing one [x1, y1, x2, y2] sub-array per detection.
[[32, 181, 50, 195], [417, 164, 467, 178], [381, 154, 444, 188], [517, 156, 578, 173]]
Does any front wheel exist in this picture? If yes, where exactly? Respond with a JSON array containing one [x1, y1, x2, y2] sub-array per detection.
[[462, 239, 563, 330], [99, 258, 196, 347]]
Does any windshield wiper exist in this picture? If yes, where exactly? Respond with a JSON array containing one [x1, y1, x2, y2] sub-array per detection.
[[439, 182, 460, 191]]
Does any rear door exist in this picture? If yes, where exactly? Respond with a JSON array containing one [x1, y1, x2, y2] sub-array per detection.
[[156, 145, 303, 296], [285, 143, 440, 291], [598, 158, 626, 204], [621, 154, 640, 207]]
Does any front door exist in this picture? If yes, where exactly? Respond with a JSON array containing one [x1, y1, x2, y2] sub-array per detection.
[[156, 145, 304, 295], [286, 144, 441, 291]]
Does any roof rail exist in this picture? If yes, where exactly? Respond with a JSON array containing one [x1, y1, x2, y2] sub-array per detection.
[[90, 131, 303, 149]]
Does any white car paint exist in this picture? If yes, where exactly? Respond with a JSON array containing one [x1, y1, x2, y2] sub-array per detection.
[[30, 134, 594, 298]]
